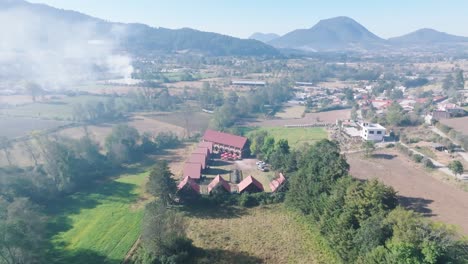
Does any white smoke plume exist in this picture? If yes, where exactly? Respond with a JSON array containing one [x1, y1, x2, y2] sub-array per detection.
[[0, 1, 134, 90]]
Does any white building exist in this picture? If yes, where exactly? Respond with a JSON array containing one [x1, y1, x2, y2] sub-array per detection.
[[359, 123, 386, 141]]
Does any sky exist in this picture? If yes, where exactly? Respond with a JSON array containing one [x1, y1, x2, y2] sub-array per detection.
[[28, 0, 468, 39]]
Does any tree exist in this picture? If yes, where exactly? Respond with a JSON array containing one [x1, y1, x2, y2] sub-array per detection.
[[0, 198, 46, 264], [105, 124, 140, 164], [140, 201, 194, 263], [0, 137, 12, 166], [362, 141, 375, 158], [147, 161, 177, 206], [442, 73, 454, 90], [386, 102, 404, 126], [454, 69, 465, 89], [24, 82, 43, 102], [448, 160, 464, 176]]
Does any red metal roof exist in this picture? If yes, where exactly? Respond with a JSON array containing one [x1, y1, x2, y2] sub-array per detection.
[[192, 147, 210, 157], [198, 141, 213, 153], [188, 154, 207, 169], [177, 176, 200, 193], [183, 163, 202, 179], [269, 173, 286, 192], [238, 175, 264, 193], [207, 175, 231, 193], [203, 130, 248, 149]]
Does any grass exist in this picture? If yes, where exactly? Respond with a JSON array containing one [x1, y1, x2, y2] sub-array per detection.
[[48, 171, 149, 264], [2, 95, 125, 120], [249, 127, 328, 148], [185, 204, 338, 264], [275, 105, 306, 119], [415, 145, 437, 159]]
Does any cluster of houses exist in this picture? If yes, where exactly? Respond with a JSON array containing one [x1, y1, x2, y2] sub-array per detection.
[[177, 129, 287, 195]]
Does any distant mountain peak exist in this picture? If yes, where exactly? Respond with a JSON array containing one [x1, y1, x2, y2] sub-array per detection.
[[269, 16, 384, 51], [389, 28, 468, 44], [249, 32, 280, 43]]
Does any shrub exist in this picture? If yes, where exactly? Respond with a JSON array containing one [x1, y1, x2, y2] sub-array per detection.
[[422, 158, 435, 169], [385, 143, 395, 148], [413, 154, 424, 163]]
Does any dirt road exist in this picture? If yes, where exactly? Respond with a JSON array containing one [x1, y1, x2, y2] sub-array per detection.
[[348, 150, 468, 235]]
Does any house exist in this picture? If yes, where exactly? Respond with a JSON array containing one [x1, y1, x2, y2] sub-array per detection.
[[183, 162, 202, 180], [426, 110, 451, 124], [177, 176, 200, 194], [207, 175, 231, 194], [439, 103, 465, 117], [202, 130, 249, 158], [198, 141, 214, 154], [192, 147, 210, 160], [231, 80, 266, 86], [188, 154, 208, 170], [269, 173, 286, 193], [359, 122, 386, 141], [238, 176, 264, 194]]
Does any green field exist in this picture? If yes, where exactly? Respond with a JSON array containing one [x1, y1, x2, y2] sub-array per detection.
[[249, 127, 328, 148], [1, 95, 121, 120], [48, 171, 148, 264]]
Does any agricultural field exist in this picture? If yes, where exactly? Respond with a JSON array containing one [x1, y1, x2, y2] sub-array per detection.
[[0, 117, 69, 139], [249, 127, 328, 148], [145, 111, 211, 136], [348, 149, 468, 235], [185, 204, 337, 264], [48, 171, 149, 264], [441, 116, 468, 136], [247, 109, 350, 127], [275, 105, 305, 119], [1, 95, 117, 120]]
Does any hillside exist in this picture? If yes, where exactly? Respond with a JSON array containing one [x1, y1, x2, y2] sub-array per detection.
[[0, 0, 278, 56], [249, 32, 280, 43], [269, 16, 384, 51], [389, 28, 468, 44]]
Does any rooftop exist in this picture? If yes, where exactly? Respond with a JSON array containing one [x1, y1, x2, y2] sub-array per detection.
[[207, 175, 231, 193], [238, 175, 264, 193], [360, 122, 386, 130], [269, 173, 286, 192], [177, 176, 200, 193], [183, 162, 202, 179], [188, 154, 207, 169], [203, 130, 248, 149]]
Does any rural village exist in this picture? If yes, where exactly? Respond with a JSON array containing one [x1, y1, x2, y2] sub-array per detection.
[[1, 1, 468, 264]]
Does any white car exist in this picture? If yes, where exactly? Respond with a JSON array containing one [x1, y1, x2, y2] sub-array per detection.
[[256, 161, 266, 166]]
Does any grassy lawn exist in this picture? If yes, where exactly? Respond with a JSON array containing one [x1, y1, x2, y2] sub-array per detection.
[[249, 127, 328, 148], [185, 204, 338, 264], [48, 171, 149, 264]]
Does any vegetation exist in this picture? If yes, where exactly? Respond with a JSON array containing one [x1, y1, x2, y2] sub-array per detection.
[[448, 160, 464, 176], [248, 127, 328, 149], [285, 140, 468, 263], [362, 141, 375, 158]]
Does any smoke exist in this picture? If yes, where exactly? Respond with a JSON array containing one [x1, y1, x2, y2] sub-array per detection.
[[0, 2, 134, 90]]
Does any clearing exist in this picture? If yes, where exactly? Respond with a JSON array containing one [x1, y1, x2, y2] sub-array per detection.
[[0, 117, 69, 139], [248, 127, 328, 148], [275, 105, 305, 119], [441, 116, 468, 136], [245, 109, 350, 127], [347, 150, 468, 235], [185, 204, 337, 264], [48, 171, 149, 264]]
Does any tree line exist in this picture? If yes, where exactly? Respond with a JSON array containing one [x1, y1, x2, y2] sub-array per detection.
[[0, 125, 181, 264]]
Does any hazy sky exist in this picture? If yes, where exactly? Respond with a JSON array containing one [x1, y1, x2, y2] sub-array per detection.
[[28, 0, 468, 39]]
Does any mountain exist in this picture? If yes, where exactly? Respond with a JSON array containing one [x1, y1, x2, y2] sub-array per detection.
[[388, 28, 468, 44], [0, 0, 278, 57], [269, 16, 384, 51], [249, 32, 280, 43]]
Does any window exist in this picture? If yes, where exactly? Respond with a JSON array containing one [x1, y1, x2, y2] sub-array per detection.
[[377, 131, 382, 135], [369, 131, 375, 134]]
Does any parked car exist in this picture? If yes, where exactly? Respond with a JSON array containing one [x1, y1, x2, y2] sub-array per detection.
[[256, 161, 266, 166]]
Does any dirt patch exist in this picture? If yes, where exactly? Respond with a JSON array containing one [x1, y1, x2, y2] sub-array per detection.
[[441, 116, 468, 136], [245, 109, 350, 127], [348, 150, 468, 235]]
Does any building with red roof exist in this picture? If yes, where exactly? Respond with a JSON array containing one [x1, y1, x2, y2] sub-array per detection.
[[202, 130, 248, 158], [188, 154, 207, 170], [207, 175, 231, 194], [193, 147, 210, 158], [237, 175, 264, 193], [269, 173, 286, 192], [198, 141, 214, 154], [183, 163, 202, 180], [177, 176, 200, 195]]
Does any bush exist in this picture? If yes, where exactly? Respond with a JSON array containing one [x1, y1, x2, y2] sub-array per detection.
[[385, 143, 395, 148], [422, 158, 435, 169], [413, 154, 424, 163], [238, 193, 258, 207]]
